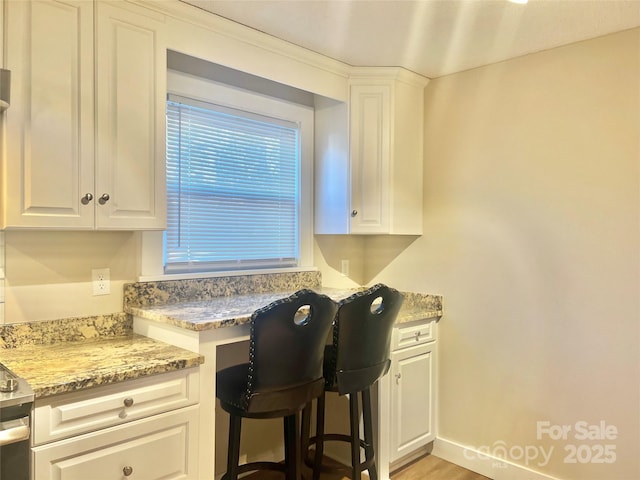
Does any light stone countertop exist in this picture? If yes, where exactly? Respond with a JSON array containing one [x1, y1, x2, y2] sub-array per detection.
[[0, 334, 204, 399], [126, 287, 443, 332], [0, 273, 441, 400]]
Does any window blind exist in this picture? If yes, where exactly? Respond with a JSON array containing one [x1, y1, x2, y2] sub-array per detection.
[[165, 95, 300, 273]]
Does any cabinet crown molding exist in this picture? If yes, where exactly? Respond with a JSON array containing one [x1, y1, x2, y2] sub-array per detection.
[[133, 0, 352, 79], [133, 1, 430, 89], [349, 66, 430, 88]]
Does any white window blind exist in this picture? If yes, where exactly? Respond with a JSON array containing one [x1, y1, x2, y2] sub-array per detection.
[[165, 94, 300, 273]]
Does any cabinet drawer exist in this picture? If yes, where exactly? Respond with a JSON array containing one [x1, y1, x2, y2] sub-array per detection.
[[33, 405, 199, 480], [392, 321, 435, 351], [34, 368, 199, 445]]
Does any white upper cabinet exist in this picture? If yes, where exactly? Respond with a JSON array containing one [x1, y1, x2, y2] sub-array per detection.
[[2, 0, 166, 230], [3, 0, 95, 229], [315, 68, 428, 235], [95, 2, 166, 229]]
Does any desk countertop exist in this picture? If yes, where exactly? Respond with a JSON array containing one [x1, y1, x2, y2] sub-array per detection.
[[126, 287, 443, 332]]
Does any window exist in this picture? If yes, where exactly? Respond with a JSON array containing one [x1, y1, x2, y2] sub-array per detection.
[[163, 70, 313, 275]]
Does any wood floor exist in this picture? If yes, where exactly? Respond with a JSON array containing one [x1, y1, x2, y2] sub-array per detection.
[[392, 455, 490, 480], [244, 454, 490, 479]]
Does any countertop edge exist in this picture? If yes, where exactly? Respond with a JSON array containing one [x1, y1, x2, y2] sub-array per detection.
[[33, 360, 203, 399]]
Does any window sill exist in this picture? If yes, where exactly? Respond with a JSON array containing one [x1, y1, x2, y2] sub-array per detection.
[[137, 266, 318, 283]]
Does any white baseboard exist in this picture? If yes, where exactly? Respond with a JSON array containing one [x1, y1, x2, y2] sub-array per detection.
[[432, 437, 561, 480]]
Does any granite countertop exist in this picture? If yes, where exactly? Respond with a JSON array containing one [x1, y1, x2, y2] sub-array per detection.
[[126, 287, 443, 332], [0, 273, 441, 400], [0, 333, 204, 399]]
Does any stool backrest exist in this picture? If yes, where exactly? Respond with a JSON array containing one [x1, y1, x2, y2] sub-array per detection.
[[246, 289, 338, 413], [331, 284, 403, 395]]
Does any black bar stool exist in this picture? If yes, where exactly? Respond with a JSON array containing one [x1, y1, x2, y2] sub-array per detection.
[[216, 289, 338, 480], [301, 284, 403, 480]]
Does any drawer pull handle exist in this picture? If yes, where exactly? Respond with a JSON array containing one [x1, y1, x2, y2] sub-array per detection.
[[123, 466, 133, 476], [415, 331, 421, 340], [123, 397, 134, 408]]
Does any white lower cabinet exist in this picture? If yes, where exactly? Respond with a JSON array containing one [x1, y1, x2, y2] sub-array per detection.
[[389, 320, 437, 466], [32, 369, 200, 480], [33, 406, 198, 480]]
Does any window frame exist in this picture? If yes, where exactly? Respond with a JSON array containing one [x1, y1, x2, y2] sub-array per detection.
[[139, 70, 315, 280]]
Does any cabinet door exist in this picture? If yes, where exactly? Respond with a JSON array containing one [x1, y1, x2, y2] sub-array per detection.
[[349, 83, 390, 234], [4, 0, 94, 228], [95, 2, 166, 229], [390, 342, 435, 463], [33, 406, 199, 480]]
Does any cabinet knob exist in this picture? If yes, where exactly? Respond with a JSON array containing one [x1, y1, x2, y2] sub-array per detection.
[[351, 209, 358, 217], [123, 466, 133, 476], [123, 397, 134, 408], [81, 193, 93, 205], [415, 331, 421, 341], [98, 193, 110, 205], [395, 373, 401, 384]]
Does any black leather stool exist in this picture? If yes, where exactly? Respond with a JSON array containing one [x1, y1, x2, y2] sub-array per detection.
[[301, 284, 403, 480], [216, 289, 338, 480]]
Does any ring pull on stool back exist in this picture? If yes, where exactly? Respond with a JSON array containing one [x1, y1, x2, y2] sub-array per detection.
[[302, 283, 404, 479], [216, 289, 338, 480]]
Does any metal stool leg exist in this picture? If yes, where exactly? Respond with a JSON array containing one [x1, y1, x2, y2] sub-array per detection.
[[362, 388, 378, 480], [284, 413, 302, 480], [349, 393, 362, 479], [301, 402, 311, 457], [313, 392, 326, 480], [225, 414, 242, 480]]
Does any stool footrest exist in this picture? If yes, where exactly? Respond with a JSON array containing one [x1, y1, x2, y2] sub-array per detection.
[[303, 435, 376, 473], [222, 461, 286, 479], [314, 433, 372, 448]]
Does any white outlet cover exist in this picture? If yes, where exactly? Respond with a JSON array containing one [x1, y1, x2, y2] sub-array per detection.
[[92, 268, 111, 296], [341, 259, 350, 276]]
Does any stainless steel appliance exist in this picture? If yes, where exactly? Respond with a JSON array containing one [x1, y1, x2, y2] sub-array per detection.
[[0, 364, 33, 480]]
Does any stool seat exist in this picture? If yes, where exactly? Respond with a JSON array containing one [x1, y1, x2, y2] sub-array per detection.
[[218, 364, 325, 419], [216, 289, 338, 480], [301, 284, 403, 480]]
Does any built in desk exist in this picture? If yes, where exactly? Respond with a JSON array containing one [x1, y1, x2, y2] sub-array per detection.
[[124, 276, 442, 480]]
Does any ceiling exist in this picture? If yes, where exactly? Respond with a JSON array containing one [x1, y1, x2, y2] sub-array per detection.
[[180, 0, 640, 78]]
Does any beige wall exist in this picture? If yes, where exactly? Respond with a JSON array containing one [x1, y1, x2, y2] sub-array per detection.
[[360, 28, 639, 479], [3, 231, 138, 323]]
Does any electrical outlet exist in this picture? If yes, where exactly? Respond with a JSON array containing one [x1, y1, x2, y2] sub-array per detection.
[[341, 259, 350, 276], [92, 268, 111, 296]]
